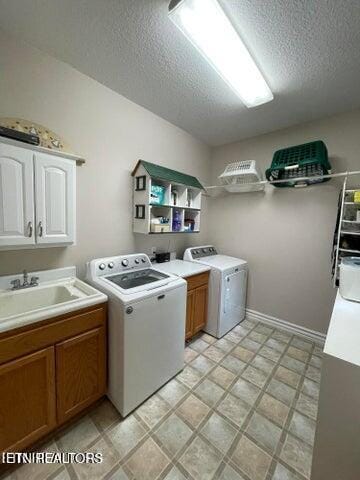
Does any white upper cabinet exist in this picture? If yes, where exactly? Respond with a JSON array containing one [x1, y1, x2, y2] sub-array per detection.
[[0, 143, 35, 247], [0, 141, 76, 250], [34, 154, 75, 244]]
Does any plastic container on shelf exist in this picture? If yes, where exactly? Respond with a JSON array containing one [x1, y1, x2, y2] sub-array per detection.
[[184, 218, 195, 232], [172, 209, 182, 232], [341, 220, 360, 233], [150, 184, 165, 205], [218, 160, 264, 193], [340, 257, 360, 302], [266, 140, 331, 187]]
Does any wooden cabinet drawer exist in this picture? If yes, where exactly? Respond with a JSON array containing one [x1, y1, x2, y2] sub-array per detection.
[[0, 304, 107, 365], [186, 271, 209, 291]]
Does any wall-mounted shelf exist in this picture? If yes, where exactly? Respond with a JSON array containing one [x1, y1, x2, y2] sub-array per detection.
[[205, 170, 360, 196], [131, 160, 203, 234]]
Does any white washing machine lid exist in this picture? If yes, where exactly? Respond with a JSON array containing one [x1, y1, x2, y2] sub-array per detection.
[[194, 255, 247, 271], [91, 273, 184, 303]]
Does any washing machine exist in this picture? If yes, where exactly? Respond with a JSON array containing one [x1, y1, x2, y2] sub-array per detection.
[[184, 246, 248, 338], [86, 253, 186, 417]]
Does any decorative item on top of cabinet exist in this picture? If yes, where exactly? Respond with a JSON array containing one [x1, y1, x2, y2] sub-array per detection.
[[0, 303, 107, 453], [0, 118, 85, 160], [131, 160, 204, 234], [185, 271, 209, 340], [0, 139, 78, 250]]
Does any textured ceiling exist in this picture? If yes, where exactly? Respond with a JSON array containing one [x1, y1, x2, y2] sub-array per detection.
[[0, 0, 360, 146]]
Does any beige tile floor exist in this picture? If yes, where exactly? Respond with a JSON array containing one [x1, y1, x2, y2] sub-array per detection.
[[4, 319, 322, 480]]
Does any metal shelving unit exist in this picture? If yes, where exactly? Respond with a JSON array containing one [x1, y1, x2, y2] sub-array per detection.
[[333, 177, 360, 286]]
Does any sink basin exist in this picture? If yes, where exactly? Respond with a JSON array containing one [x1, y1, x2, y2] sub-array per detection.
[[0, 269, 107, 333], [0, 285, 81, 319]]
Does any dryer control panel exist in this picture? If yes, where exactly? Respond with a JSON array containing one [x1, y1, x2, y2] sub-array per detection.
[[187, 246, 217, 259]]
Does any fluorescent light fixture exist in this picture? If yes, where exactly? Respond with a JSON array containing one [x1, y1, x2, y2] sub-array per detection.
[[168, 0, 273, 107]]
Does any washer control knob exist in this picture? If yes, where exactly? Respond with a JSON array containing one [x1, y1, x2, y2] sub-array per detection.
[[121, 259, 129, 267], [99, 263, 106, 270], [141, 258, 146, 263], [202, 248, 207, 253], [135, 258, 140, 264], [108, 262, 114, 269]]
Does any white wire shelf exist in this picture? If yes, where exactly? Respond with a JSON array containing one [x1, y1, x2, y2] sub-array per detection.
[[339, 248, 360, 254], [205, 170, 360, 195], [340, 231, 360, 236]]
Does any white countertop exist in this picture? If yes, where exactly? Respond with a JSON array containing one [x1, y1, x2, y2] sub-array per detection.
[[153, 259, 210, 278], [324, 291, 360, 367]]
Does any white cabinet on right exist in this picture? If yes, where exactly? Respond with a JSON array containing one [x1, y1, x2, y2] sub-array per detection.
[[34, 153, 75, 245], [0, 141, 76, 250]]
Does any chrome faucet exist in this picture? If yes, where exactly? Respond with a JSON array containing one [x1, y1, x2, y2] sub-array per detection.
[[10, 270, 39, 290]]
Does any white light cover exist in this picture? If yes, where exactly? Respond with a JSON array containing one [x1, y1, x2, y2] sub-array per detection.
[[168, 0, 273, 107]]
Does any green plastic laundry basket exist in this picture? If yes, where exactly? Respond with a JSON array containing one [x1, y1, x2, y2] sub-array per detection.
[[265, 140, 331, 187]]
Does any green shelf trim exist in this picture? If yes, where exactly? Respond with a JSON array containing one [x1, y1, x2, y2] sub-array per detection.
[[132, 160, 204, 190]]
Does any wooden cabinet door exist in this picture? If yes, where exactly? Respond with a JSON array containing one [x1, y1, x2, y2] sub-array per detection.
[[185, 289, 195, 340], [0, 143, 35, 247], [0, 347, 56, 452], [34, 153, 75, 245], [193, 284, 208, 335], [56, 327, 106, 424]]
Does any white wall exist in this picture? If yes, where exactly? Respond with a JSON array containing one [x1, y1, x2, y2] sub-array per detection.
[[209, 109, 360, 334], [2, 30, 360, 335], [0, 31, 211, 277]]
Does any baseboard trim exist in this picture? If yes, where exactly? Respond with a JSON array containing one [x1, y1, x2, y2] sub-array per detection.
[[246, 308, 326, 346]]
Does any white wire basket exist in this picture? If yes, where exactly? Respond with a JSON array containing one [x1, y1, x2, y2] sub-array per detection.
[[218, 160, 264, 193]]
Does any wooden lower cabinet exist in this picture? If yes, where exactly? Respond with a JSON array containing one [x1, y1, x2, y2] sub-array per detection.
[[185, 289, 195, 340], [0, 303, 107, 453], [185, 272, 209, 340], [192, 283, 208, 334], [0, 347, 56, 452], [56, 327, 106, 424]]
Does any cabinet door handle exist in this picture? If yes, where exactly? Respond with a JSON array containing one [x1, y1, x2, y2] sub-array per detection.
[[38, 221, 43, 237], [27, 221, 33, 237]]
